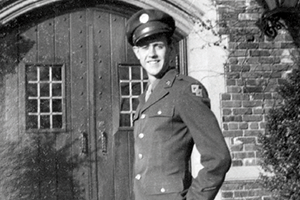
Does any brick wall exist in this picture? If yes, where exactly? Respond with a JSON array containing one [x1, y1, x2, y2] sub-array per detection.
[[216, 0, 299, 199]]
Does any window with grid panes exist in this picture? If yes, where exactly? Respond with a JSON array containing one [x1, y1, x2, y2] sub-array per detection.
[[25, 64, 64, 131], [119, 64, 148, 127]]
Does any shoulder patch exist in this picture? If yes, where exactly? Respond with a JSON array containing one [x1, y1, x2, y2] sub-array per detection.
[[191, 84, 203, 97]]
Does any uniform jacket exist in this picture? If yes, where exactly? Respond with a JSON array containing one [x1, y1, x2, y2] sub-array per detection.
[[133, 69, 231, 200]]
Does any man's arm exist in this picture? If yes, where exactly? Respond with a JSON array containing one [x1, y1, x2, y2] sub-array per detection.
[[177, 83, 232, 200]]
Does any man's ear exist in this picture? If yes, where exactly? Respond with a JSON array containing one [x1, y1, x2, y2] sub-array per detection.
[[169, 42, 175, 53], [132, 46, 140, 60]]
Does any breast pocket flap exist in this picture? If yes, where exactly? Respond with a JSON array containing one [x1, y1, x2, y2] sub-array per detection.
[[147, 106, 174, 118]]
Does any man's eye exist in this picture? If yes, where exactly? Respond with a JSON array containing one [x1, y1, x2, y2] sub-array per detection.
[[140, 45, 148, 49], [157, 45, 165, 49]]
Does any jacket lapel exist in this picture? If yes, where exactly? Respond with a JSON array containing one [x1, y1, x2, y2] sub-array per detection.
[[140, 69, 177, 112]]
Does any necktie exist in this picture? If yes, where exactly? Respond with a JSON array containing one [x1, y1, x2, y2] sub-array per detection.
[[145, 84, 152, 102]]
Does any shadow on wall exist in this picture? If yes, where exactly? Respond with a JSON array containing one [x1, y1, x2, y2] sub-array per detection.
[[0, 33, 91, 200], [0, 134, 88, 200], [283, 12, 300, 48], [0, 33, 35, 75]]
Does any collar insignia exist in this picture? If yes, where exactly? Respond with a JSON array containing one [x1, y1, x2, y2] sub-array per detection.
[[191, 84, 203, 97]]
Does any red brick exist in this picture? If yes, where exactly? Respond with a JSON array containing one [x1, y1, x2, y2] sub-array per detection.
[[243, 86, 264, 93], [228, 57, 239, 64], [260, 122, 267, 129], [222, 93, 231, 100], [227, 72, 241, 79], [253, 108, 264, 114], [249, 50, 271, 57], [250, 122, 259, 129], [223, 123, 229, 130], [223, 130, 243, 137], [230, 65, 251, 72], [227, 86, 242, 93], [251, 64, 273, 71], [245, 57, 259, 64], [232, 160, 243, 167], [230, 50, 248, 57], [242, 100, 263, 107], [281, 42, 297, 48], [232, 94, 244, 100], [237, 137, 256, 144], [222, 101, 242, 108], [223, 115, 243, 122], [244, 130, 264, 136], [232, 152, 255, 159], [228, 123, 239, 130], [231, 144, 243, 152], [244, 144, 258, 151], [222, 191, 234, 198], [239, 122, 249, 129], [243, 115, 263, 122], [237, 42, 259, 49], [223, 109, 232, 115], [227, 79, 236, 86]]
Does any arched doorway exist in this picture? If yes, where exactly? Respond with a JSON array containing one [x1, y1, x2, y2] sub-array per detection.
[[0, 1, 187, 200]]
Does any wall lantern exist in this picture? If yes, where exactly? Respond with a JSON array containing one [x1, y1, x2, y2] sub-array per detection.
[[256, 0, 300, 39]]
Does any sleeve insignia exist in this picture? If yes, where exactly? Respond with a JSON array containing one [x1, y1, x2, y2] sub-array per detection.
[[191, 84, 203, 97]]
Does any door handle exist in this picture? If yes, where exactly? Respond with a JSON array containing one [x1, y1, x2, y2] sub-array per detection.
[[81, 131, 88, 154], [98, 121, 107, 154]]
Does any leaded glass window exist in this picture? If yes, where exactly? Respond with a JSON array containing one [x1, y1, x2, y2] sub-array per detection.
[[119, 64, 148, 127], [25, 64, 65, 130]]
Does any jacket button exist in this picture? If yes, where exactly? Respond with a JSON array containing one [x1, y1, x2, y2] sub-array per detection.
[[141, 114, 146, 119], [135, 174, 141, 180], [157, 110, 162, 115], [138, 153, 143, 159], [160, 188, 166, 193], [139, 133, 144, 138]]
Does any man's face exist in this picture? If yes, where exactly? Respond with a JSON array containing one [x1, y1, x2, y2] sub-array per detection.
[[133, 35, 172, 78]]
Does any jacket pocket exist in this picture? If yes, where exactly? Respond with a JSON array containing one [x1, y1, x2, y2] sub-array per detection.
[[145, 179, 183, 195]]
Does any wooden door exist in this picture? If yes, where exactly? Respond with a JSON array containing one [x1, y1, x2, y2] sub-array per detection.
[[0, 8, 136, 200]]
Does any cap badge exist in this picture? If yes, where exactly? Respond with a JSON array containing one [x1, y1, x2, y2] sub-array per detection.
[[139, 13, 149, 24]]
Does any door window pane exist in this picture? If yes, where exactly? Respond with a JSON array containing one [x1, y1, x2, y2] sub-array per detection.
[[119, 64, 148, 127], [53, 115, 62, 129], [40, 83, 50, 97], [26, 66, 38, 81], [40, 99, 50, 113], [41, 115, 50, 129], [25, 64, 65, 131], [52, 67, 62, 81], [27, 83, 38, 97], [27, 115, 38, 129], [40, 66, 50, 81], [52, 83, 62, 96], [27, 99, 38, 113]]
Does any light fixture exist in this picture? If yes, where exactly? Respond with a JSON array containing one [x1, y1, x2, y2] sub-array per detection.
[[256, 0, 300, 38]]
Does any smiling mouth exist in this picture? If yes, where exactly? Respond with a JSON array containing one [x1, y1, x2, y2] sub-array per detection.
[[147, 60, 159, 63]]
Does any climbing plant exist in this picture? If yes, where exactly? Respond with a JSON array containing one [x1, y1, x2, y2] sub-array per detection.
[[259, 69, 300, 200]]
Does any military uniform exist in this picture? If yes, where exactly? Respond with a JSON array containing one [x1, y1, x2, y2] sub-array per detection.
[[132, 69, 231, 200], [126, 9, 232, 200]]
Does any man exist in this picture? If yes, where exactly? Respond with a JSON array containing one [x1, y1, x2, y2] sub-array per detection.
[[125, 9, 231, 200]]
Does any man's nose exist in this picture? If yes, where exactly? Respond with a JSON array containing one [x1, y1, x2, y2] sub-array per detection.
[[148, 46, 157, 57]]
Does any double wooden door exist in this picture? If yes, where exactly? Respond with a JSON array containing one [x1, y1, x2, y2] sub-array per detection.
[[1, 5, 182, 199], [6, 8, 136, 200]]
